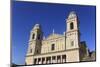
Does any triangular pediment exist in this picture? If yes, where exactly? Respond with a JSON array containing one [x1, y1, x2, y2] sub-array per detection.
[[46, 33, 63, 40]]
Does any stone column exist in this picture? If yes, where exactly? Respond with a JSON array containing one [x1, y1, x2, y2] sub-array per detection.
[[55, 56, 57, 63], [36, 58, 38, 64], [44, 57, 46, 64], [61, 55, 62, 63], [51, 56, 52, 64], [50, 57, 51, 64], [41, 58, 43, 64], [46, 57, 47, 64], [40, 58, 42, 64]]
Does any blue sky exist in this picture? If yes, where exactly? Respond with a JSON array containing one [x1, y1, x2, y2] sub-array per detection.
[[12, 1, 96, 65]]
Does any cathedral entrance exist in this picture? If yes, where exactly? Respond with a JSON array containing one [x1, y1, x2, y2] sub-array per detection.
[[46, 57, 51, 64], [62, 55, 66, 63]]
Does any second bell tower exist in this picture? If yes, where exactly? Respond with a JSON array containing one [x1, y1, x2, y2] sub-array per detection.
[[66, 11, 80, 49], [26, 24, 43, 65], [29, 24, 43, 55]]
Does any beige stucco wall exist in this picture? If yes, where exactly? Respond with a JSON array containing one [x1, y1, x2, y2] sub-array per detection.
[[66, 31, 79, 50], [26, 41, 35, 56], [66, 49, 80, 62], [25, 56, 34, 65], [41, 35, 65, 53], [26, 32, 80, 64]]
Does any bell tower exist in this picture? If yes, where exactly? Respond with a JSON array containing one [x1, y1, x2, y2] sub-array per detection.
[[66, 11, 80, 49], [26, 24, 43, 65], [65, 11, 80, 62]]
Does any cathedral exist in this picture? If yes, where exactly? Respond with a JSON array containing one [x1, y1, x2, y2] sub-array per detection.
[[25, 11, 89, 65]]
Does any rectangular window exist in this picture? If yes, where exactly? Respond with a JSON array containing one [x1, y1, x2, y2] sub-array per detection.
[[51, 44, 55, 50]]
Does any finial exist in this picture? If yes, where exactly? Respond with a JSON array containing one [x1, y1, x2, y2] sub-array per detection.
[[43, 36, 45, 40], [53, 29, 55, 34], [63, 32, 65, 35]]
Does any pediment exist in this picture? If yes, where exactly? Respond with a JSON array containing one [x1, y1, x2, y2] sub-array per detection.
[[46, 34, 63, 40]]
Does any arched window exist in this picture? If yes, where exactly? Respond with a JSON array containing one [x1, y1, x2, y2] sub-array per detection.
[[32, 33, 35, 39], [70, 22, 74, 30], [51, 44, 55, 50]]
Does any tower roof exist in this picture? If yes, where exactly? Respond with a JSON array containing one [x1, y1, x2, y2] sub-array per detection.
[[33, 24, 41, 30], [68, 11, 77, 19]]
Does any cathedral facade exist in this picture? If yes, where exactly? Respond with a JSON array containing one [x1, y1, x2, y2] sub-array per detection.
[[25, 11, 89, 65]]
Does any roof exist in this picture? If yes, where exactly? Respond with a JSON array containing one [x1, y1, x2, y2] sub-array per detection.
[[33, 24, 41, 29], [68, 11, 77, 19], [45, 33, 63, 40]]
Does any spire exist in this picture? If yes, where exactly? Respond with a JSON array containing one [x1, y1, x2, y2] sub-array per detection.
[[53, 29, 55, 34]]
